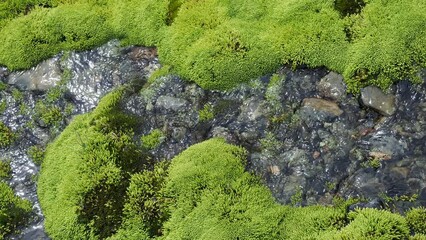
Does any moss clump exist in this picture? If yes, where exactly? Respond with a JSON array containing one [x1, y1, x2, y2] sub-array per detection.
[[198, 103, 215, 122], [118, 161, 169, 238], [0, 159, 11, 179], [0, 182, 32, 239], [0, 0, 425, 92], [27, 145, 45, 165], [140, 129, 164, 150], [330, 208, 410, 239], [0, 122, 15, 148], [406, 207, 426, 235], [38, 88, 151, 239], [0, 3, 115, 70]]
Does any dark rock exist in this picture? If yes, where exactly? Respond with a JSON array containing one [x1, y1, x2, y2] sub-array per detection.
[[317, 71, 346, 100], [361, 86, 396, 116]]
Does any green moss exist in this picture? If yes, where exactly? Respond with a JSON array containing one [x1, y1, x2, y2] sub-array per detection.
[[38, 88, 150, 239], [0, 121, 15, 148], [0, 82, 7, 91], [147, 65, 172, 84], [120, 161, 169, 237], [110, 0, 168, 46], [0, 3, 115, 70], [27, 145, 45, 165], [0, 159, 11, 180], [406, 207, 426, 235], [0, 100, 6, 114], [332, 208, 410, 239], [35, 101, 63, 127], [0, 0, 424, 92], [198, 103, 215, 122], [0, 182, 32, 239], [140, 129, 164, 150]]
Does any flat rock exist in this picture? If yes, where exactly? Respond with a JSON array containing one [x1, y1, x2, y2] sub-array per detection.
[[361, 86, 396, 116], [7, 57, 62, 91], [302, 98, 343, 117], [317, 72, 346, 100], [156, 96, 188, 111]]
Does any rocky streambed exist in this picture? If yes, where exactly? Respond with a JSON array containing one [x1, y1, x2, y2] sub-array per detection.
[[0, 41, 425, 239]]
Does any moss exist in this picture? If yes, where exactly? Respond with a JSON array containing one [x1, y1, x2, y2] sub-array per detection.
[[110, 0, 168, 46], [0, 0, 424, 92], [0, 159, 11, 180], [120, 161, 169, 237], [140, 129, 164, 150], [0, 3, 115, 70], [0, 182, 32, 239], [332, 208, 410, 239], [27, 145, 45, 165], [406, 207, 426, 235], [198, 103, 215, 122], [35, 101, 63, 127], [0, 121, 15, 148], [38, 88, 150, 239]]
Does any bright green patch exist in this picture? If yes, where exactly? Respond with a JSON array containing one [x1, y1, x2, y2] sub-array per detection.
[[198, 103, 215, 122], [0, 121, 15, 147], [27, 145, 45, 165], [38, 88, 151, 239], [0, 159, 11, 179], [0, 182, 32, 239], [140, 129, 164, 150], [406, 207, 426, 235]]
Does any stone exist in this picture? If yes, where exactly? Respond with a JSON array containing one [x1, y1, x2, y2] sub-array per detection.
[[317, 72, 346, 100], [268, 165, 281, 176], [302, 98, 343, 117], [156, 96, 188, 111], [360, 86, 396, 116], [7, 57, 62, 91]]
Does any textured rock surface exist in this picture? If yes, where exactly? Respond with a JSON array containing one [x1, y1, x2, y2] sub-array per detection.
[[1, 44, 426, 239], [317, 72, 346, 101], [361, 86, 396, 116]]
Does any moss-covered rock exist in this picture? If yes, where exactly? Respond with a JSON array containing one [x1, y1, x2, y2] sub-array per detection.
[[37, 88, 150, 239]]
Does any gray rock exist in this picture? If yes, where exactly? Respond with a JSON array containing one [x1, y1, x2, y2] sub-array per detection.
[[156, 96, 188, 111], [317, 72, 346, 100], [300, 98, 343, 122], [361, 86, 396, 116], [7, 57, 62, 90]]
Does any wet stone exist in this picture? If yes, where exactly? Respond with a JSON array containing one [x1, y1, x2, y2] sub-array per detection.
[[361, 86, 396, 116], [300, 98, 343, 122], [7, 57, 62, 91], [317, 71, 346, 101], [156, 96, 188, 111]]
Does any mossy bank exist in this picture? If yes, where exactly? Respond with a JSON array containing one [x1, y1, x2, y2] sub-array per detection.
[[0, 0, 425, 92]]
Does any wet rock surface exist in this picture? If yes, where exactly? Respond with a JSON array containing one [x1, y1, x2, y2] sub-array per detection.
[[361, 86, 397, 116], [1, 44, 426, 239]]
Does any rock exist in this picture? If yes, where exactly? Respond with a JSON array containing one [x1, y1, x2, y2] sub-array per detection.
[[239, 98, 265, 121], [156, 96, 188, 111], [317, 72, 346, 100], [301, 98, 343, 118], [7, 57, 62, 91], [361, 86, 396, 116], [268, 165, 281, 176], [0, 67, 9, 80]]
